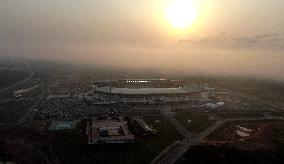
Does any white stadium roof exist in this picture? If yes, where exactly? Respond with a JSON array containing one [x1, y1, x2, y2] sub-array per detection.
[[96, 86, 194, 94]]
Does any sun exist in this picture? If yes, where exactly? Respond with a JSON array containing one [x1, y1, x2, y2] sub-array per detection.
[[166, 0, 197, 29]]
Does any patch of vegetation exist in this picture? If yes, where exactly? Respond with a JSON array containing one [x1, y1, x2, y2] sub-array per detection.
[[0, 124, 58, 164], [174, 111, 215, 133], [206, 120, 284, 142], [218, 112, 264, 118], [176, 144, 284, 164], [271, 112, 284, 117], [0, 100, 34, 123], [209, 77, 284, 104], [0, 70, 30, 89]]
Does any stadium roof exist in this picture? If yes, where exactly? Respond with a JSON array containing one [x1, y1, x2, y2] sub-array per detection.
[[96, 87, 194, 95]]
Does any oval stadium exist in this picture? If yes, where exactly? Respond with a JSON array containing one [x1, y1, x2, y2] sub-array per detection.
[[92, 79, 206, 105]]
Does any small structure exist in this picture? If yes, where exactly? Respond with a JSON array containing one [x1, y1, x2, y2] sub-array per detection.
[[236, 130, 250, 137], [202, 102, 225, 109], [48, 121, 76, 130], [133, 119, 157, 136], [237, 125, 253, 132], [235, 125, 252, 138], [87, 118, 134, 144]]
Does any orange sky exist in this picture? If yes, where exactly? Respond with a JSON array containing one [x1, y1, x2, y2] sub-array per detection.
[[0, 0, 284, 79]]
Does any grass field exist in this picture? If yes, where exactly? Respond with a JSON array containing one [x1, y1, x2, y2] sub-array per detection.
[[174, 111, 215, 133], [176, 144, 284, 164], [217, 112, 264, 118], [271, 112, 284, 117], [206, 119, 284, 142]]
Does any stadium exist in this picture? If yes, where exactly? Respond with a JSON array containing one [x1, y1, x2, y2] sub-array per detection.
[[92, 79, 206, 105]]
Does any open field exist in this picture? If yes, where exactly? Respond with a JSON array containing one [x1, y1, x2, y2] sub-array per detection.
[[0, 70, 30, 90], [207, 77, 284, 107], [173, 111, 215, 133], [176, 144, 284, 164], [0, 100, 34, 123], [271, 112, 284, 117], [0, 124, 58, 164], [177, 119, 284, 164], [205, 120, 284, 150], [217, 112, 264, 118]]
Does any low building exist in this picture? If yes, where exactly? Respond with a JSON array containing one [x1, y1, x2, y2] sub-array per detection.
[[87, 118, 134, 144], [48, 121, 76, 131], [133, 119, 157, 136]]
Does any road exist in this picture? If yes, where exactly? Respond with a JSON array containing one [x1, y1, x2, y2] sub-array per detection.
[[167, 117, 193, 139]]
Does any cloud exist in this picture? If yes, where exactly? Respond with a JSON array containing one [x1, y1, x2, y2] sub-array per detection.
[[179, 32, 284, 50], [233, 33, 283, 43]]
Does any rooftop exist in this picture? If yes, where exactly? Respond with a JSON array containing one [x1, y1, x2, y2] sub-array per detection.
[[96, 87, 195, 95], [48, 121, 76, 130], [87, 119, 134, 144]]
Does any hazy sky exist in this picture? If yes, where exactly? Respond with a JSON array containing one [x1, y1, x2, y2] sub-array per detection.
[[1, 0, 284, 79]]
